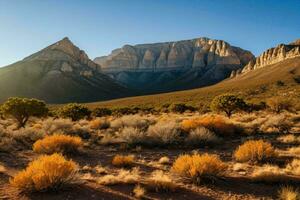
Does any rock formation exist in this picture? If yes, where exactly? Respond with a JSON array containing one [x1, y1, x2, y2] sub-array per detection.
[[231, 39, 300, 77], [94, 37, 254, 72]]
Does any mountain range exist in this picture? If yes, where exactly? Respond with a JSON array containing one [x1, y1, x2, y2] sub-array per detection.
[[0, 37, 299, 104]]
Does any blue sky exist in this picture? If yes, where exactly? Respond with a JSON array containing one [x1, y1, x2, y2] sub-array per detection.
[[0, 0, 299, 67]]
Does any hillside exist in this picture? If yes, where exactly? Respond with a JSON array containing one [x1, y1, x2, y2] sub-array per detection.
[[0, 38, 131, 103], [86, 56, 300, 108], [95, 37, 254, 93]]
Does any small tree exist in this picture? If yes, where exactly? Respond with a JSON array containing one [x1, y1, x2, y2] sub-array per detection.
[[1, 97, 48, 128], [59, 103, 91, 121], [266, 97, 293, 113], [210, 94, 246, 118]]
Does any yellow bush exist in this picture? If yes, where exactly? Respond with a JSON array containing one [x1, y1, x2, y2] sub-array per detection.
[[10, 153, 78, 192], [181, 115, 236, 136], [234, 140, 276, 163], [172, 153, 226, 183], [33, 134, 83, 154], [112, 155, 135, 168], [278, 186, 300, 200]]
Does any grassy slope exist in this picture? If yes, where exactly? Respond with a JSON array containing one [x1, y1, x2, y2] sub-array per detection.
[[85, 57, 300, 109]]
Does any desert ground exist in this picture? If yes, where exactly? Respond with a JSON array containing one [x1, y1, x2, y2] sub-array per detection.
[[1, 106, 300, 200]]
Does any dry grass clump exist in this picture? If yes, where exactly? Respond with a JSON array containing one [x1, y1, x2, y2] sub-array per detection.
[[286, 159, 300, 176], [89, 118, 110, 130], [110, 114, 155, 130], [97, 168, 140, 185], [158, 156, 170, 164], [172, 153, 227, 184], [147, 121, 182, 146], [234, 140, 276, 163], [278, 134, 300, 144], [118, 127, 147, 146], [133, 184, 146, 198], [33, 134, 83, 154], [146, 170, 176, 192], [112, 155, 135, 168], [185, 127, 219, 146], [286, 146, 300, 156], [10, 153, 78, 192], [278, 186, 300, 200], [181, 115, 237, 136], [251, 165, 287, 183], [261, 114, 293, 134]]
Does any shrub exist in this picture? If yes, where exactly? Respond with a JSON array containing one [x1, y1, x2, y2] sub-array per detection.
[[286, 159, 300, 176], [172, 153, 226, 184], [278, 186, 300, 200], [97, 168, 140, 185], [92, 107, 112, 117], [1, 97, 48, 128], [170, 103, 196, 113], [146, 170, 176, 192], [10, 153, 78, 192], [89, 118, 110, 130], [158, 156, 170, 164], [33, 134, 83, 154], [133, 185, 146, 198], [112, 107, 138, 115], [181, 115, 237, 136], [112, 155, 135, 168], [251, 165, 287, 183], [185, 127, 219, 146], [278, 134, 300, 144], [118, 127, 147, 146], [210, 94, 247, 117], [267, 97, 293, 113], [147, 121, 182, 146], [58, 103, 91, 121], [110, 114, 155, 130], [234, 140, 276, 163]]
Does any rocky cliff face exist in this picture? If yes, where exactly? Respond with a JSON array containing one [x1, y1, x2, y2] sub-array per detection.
[[231, 39, 300, 77], [94, 37, 254, 72]]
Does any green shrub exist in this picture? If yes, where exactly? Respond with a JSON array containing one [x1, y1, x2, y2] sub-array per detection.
[[170, 103, 196, 113], [1, 97, 48, 128], [210, 94, 247, 117], [92, 107, 112, 117], [59, 103, 91, 121]]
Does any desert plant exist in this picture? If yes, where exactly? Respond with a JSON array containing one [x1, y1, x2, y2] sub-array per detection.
[[146, 170, 176, 192], [118, 127, 147, 146], [267, 97, 293, 113], [58, 103, 91, 121], [278, 186, 300, 200], [112, 155, 135, 168], [92, 107, 112, 117], [172, 153, 226, 184], [234, 140, 276, 163], [181, 115, 237, 136], [10, 153, 78, 192], [170, 103, 196, 113], [33, 134, 83, 154], [185, 127, 219, 146], [133, 184, 146, 198], [1, 97, 48, 128], [89, 118, 110, 129], [286, 159, 300, 176], [251, 164, 287, 183], [210, 94, 247, 117], [97, 168, 140, 185]]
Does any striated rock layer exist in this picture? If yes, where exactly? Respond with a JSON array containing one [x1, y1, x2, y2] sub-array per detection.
[[94, 37, 254, 72], [231, 39, 300, 77]]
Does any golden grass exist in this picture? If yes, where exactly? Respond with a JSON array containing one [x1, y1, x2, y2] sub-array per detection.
[[112, 155, 135, 168], [234, 140, 276, 163], [181, 115, 236, 136], [286, 159, 300, 176], [251, 164, 287, 183], [278, 186, 300, 200], [133, 184, 146, 198], [146, 170, 176, 192], [158, 156, 170, 164], [10, 153, 78, 192], [172, 153, 227, 184], [97, 168, 140, 185], [33, 134, 83, 154]]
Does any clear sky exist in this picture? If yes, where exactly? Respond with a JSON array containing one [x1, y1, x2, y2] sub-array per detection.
[[0, 0, 299, 67]]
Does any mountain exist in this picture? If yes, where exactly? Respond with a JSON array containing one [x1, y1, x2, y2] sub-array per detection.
[[88, 40, 300, 108], [231, 39, 300, 77], [94, 37, 254, 93], [0, 37, 131, 103]]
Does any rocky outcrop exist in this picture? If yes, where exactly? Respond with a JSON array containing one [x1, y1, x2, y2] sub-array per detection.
[[231, 39, 300, 77], [94, 37, 254, 72]]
